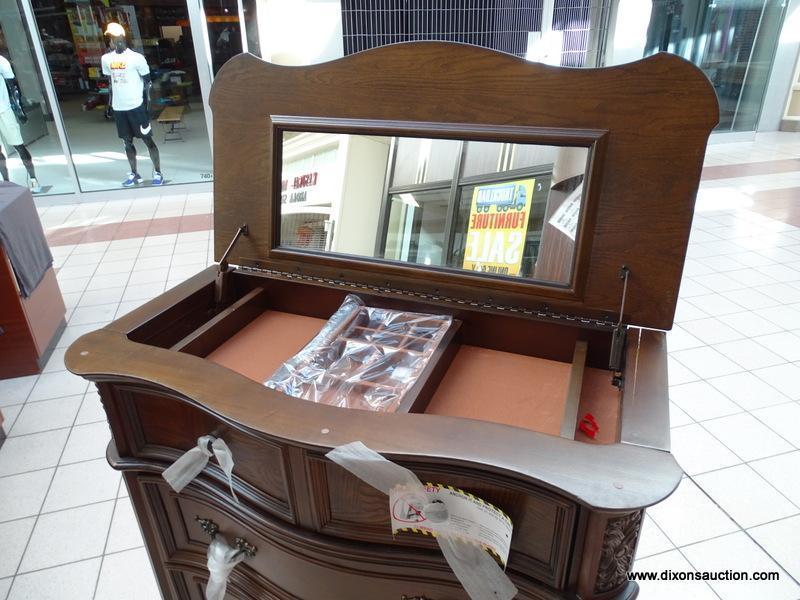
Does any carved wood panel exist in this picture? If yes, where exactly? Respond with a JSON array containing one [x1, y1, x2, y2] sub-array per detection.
[[594, 510, 643, 594]]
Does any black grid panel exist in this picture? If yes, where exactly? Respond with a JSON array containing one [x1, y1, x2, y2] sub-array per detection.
[[341, 0, 545, 58], [552, 0, 592, 66]]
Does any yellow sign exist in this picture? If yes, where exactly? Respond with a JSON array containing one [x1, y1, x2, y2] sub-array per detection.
[[462, 178, 534, 276]]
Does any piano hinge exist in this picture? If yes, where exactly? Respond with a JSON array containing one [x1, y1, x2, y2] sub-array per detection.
[[608, 266, 629, 382], [235, 261, 619, 331]]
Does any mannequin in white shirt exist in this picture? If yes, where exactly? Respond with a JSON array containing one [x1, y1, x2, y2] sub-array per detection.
[[102, 23, 163, 186], [0, 56, 41, 193]]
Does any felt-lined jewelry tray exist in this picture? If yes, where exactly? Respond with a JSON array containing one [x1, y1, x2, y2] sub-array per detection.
[[263, 294, 458, 413]]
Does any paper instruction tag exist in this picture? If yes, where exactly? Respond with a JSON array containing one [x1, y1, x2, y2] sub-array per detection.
[[389, 483, 513, 567], [548, 183, 583, 241]]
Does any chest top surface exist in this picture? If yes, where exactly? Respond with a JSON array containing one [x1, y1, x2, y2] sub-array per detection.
[[209, 43, 718, 330]]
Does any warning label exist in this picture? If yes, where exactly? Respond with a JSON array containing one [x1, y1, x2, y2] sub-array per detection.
[[389, 483, 513, 566]]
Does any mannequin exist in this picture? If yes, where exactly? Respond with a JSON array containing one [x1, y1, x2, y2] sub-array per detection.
[[101, 22, 164, 186], [0, 55, 42, 193]]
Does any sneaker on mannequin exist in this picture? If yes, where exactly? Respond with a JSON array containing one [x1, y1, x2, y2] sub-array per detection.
[[122, 172, 143, 187]]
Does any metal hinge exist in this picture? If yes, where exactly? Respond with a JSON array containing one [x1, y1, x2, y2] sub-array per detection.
[[236, 260, 619, 331]]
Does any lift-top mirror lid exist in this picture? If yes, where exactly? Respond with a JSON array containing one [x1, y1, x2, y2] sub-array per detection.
[[210, 43, 718, 331]]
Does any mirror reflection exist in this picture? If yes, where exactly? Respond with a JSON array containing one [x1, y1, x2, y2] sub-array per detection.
[[279, 132, 589, 286]]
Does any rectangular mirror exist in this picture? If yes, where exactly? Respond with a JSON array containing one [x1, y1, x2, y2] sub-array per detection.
[[278, 130, 591, 287]]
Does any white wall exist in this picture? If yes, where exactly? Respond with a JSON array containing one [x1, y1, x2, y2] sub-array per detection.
[[758, 0, 800, 131], [334, 136, 390, 256], [255, 0, 343, 65], [605, 0, 652, 66]]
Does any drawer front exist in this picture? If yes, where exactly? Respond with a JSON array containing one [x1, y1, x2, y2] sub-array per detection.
[[132, 474, 559, 600], [308, 456, 577, 589], [109, 385, 294, 523]]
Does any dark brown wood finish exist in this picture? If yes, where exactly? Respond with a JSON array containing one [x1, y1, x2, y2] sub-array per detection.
[[211, 44, 718, 330], [65, 43, 718, 600]]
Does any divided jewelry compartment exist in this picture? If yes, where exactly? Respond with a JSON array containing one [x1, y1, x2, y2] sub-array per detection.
[[125, 270, 623, 445]]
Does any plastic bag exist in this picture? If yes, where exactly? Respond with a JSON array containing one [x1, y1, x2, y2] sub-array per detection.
[[162, 435, 238, 502], [265, 294, 452, 412], [205, 535, 245, 600]]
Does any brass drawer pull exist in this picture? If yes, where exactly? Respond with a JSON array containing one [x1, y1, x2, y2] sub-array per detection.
[[194, 516, 258, 558]]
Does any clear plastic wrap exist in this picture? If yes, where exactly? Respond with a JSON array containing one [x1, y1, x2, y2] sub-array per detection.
[[265, 294, 453, 412]]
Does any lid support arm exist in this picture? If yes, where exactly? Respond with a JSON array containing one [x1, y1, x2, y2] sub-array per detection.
[[609, 266, 629, 377], [215, 223, 249, 309]]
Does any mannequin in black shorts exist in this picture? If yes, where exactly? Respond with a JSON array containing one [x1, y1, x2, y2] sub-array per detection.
[[102, 23, 163, 186]]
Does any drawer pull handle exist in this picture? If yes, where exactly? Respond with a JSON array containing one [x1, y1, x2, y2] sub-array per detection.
[[196, 516, 219, 538], [194, 516, 258, 558], [401, 596, 431, 600]]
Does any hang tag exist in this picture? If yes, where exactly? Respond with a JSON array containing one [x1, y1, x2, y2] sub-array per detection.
[[389, 482, 513, 567]]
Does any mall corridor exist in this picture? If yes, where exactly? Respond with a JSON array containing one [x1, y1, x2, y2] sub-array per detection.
[[0, 132, 798, 599]]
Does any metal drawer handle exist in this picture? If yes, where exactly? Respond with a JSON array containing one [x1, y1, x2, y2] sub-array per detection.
[[195, 516, 257, 558]]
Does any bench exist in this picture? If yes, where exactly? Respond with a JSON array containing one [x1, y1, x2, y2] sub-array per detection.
[[157, 105, 186, 142]]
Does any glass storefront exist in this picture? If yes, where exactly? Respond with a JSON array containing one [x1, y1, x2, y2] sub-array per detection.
[[0, 0, 793, 200], [0, 2, 73, 194], [30, 0, 213, 191], [644, 0, 787, 132]]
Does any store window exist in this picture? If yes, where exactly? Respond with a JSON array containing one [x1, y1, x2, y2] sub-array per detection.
[[30, 0, 212, 191], [203, 0, 243, 75], [645, 0, 787, 132], [0, 2, 73, 195]]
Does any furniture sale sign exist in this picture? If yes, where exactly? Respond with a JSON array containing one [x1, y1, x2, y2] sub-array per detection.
[[462, 178, 534, 276]]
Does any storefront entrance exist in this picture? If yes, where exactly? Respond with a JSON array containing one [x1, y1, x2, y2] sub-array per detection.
[[0, 0, 251, 197]]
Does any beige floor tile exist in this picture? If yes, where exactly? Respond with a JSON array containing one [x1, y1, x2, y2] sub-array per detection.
[[27, 372, 88, 402], [0, 469, 54, 522], [707, 372, 791, 411], [75, 391, 107, 425], [42, 459, 120, 513], [669, 381, 742, 422], [635, 515, 674, 559], [750, 451, 800, 506], [632, 549, 719, 600], [94, 548, 161, 600], [0, 429, 70, 477], [0, 518, 36, 578], [748, 515, 800, 583], [702, 413, 793, 461], [0, 376, 38, 407], [670, 424, 741, 475], [647, 478, 738, 547], [9, 396, 82, 437], [7, 558, 101, 600], [681, 531, 800, 600], [752, 401, 800, 447], [694, 465, 798, 529], [60, 422, 111, 465], [18, 501, 114, 573], [106, 498, 144, 553]]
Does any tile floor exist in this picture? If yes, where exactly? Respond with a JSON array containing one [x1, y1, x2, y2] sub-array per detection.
[[0, 134, 800, 598]]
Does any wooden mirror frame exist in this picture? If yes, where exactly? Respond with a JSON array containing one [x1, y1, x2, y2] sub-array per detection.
[[211, 45, 719, 329], [267, 116, 608, 301]]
